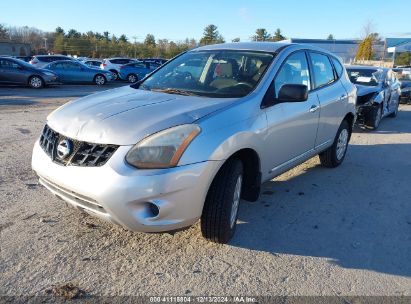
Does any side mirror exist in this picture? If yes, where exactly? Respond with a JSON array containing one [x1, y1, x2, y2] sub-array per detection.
[[278, 84, 308, 102]]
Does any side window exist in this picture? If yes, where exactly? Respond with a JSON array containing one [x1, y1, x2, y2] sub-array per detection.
[[331, 57, 343, 78], [134, 63, 146, 68], [274, 51, 311, 97], [309, 52, 335, 89]]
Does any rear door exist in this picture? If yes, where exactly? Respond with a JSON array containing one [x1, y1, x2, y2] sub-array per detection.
[[308, 52, 347, 148], [64, 62, 86, 82], [263, 51, 320, 172]]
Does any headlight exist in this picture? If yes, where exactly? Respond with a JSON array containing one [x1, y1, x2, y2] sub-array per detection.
[[126, 124, 201, 169]]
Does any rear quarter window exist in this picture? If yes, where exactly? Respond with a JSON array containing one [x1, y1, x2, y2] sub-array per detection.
[[331, 57, 344, 78]]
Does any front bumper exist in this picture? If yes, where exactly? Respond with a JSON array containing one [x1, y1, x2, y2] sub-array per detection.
[[32, 141, 222, 232], [43, 75, 59, 85], [356, 104, 375, 119], [400, 91, 411, 103]]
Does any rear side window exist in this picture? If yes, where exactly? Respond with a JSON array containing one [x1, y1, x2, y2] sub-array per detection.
[[331, 57, 343, 78], [309, 52, 335, 89]]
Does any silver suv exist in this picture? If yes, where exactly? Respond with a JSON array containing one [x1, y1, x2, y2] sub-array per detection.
[[32, 43, 356, 243], [100, 57, 138, 80]]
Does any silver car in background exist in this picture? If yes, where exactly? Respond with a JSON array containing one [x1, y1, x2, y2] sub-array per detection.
[[32, 42, 356, 243]]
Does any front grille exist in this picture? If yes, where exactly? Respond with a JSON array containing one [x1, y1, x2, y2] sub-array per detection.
[[39, 124, 118, 167], [356, 92, 376, 105]]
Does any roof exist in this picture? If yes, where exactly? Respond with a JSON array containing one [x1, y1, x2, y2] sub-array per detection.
[[193, 42, 291, 53], [386, 38, 411, 48]]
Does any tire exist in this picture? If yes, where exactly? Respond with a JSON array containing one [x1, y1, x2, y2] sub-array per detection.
[[388, 98, 399, 118], [28, 76, 44, 89], [319, 120, 350, 168], [365, 103, 382, 130], [201, 158, 243, 244], [94, 74, 106, 85], [110, 70, 119, 81], [127, 73, 138, 83]]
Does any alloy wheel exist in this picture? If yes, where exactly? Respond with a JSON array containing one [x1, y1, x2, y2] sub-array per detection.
[[230, 175, 242, 228], [95, 75, 105, 85], [30, 77, 42, 88], [336, 129, 348, 161]]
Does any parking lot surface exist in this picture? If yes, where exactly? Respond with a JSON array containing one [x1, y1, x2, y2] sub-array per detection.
[[1, 85, 411, 297]]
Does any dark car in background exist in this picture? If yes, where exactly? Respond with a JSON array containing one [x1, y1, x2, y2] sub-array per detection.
[[393, 68, 411, 104], [119, 61, 159, 83], [346, 66, 401, 129], [43, 60, 113, 85], [29, 55, 76, 68], [0, 57, 58, 88]]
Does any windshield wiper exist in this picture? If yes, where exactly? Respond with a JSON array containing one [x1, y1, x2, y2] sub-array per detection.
[[151, 88, 199, 96]]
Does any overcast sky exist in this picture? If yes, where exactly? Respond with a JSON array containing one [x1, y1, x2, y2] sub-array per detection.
[[2, 0, 410, 41]]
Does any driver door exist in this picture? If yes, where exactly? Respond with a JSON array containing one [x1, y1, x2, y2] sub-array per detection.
[[263, 51, 320, 174]]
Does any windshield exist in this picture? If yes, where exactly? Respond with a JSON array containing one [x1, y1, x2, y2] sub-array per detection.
[[347, 68, 383, 86], [136, 50, 275, 98], [15, 59, 35, 69]]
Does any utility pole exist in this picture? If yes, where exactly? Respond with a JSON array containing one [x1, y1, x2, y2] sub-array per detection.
[[43, 37, 48, 52], [132, 36, 138, 59]]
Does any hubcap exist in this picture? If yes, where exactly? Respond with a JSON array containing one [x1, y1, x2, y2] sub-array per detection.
[[31, 77, 41, 88], [336, 129, 348, 161], [230, 175, 242, 228]]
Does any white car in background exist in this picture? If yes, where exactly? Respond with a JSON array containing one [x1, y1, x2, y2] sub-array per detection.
[[100, 58, 139, 80]]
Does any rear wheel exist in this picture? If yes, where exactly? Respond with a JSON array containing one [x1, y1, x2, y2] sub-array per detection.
[[94, 74, 106, 85], [110, 70, 119, 80], [127, 73, 138, 83], [201, 158, 243, 244], [366, 103, 382, 129], [388, 98, 399, 118], [319, 120, 350, 168], [28, 76, 44, 89]]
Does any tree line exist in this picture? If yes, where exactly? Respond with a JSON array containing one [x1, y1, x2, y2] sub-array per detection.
[[0, 24, 288, 59]]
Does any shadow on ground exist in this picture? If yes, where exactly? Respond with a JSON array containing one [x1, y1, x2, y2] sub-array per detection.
[[233, 109, 411, 277]]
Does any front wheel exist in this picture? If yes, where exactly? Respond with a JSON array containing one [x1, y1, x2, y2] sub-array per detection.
[[201, 158, 243, 244], [319, 120, 350, 168], [110, 70, 119, 81], [127, 74, 138, 83], [94, 74, 106, 85], [366, 103, 382, 129], [388, 98, 399, 118], [28, 76, 44, 89]]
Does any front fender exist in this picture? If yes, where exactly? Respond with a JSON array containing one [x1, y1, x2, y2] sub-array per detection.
[[178, 111, 267, 167]]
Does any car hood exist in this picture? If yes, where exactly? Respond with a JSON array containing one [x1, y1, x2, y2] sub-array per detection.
[[47, 85, 237, 145], [355, 84, 381, 96]]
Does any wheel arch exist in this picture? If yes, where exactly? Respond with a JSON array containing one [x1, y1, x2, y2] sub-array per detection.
[[343, 112, 355, 140]]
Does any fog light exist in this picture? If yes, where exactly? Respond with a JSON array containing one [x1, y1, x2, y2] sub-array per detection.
[[146, 202, 160, 217]]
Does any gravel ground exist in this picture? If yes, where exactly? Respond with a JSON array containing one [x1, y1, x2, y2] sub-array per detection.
[[1, 86, 411, 298]]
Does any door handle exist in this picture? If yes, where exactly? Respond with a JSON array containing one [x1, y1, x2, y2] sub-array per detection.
[[339, 94, 347, 101], [309, 105, 319, 113]]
